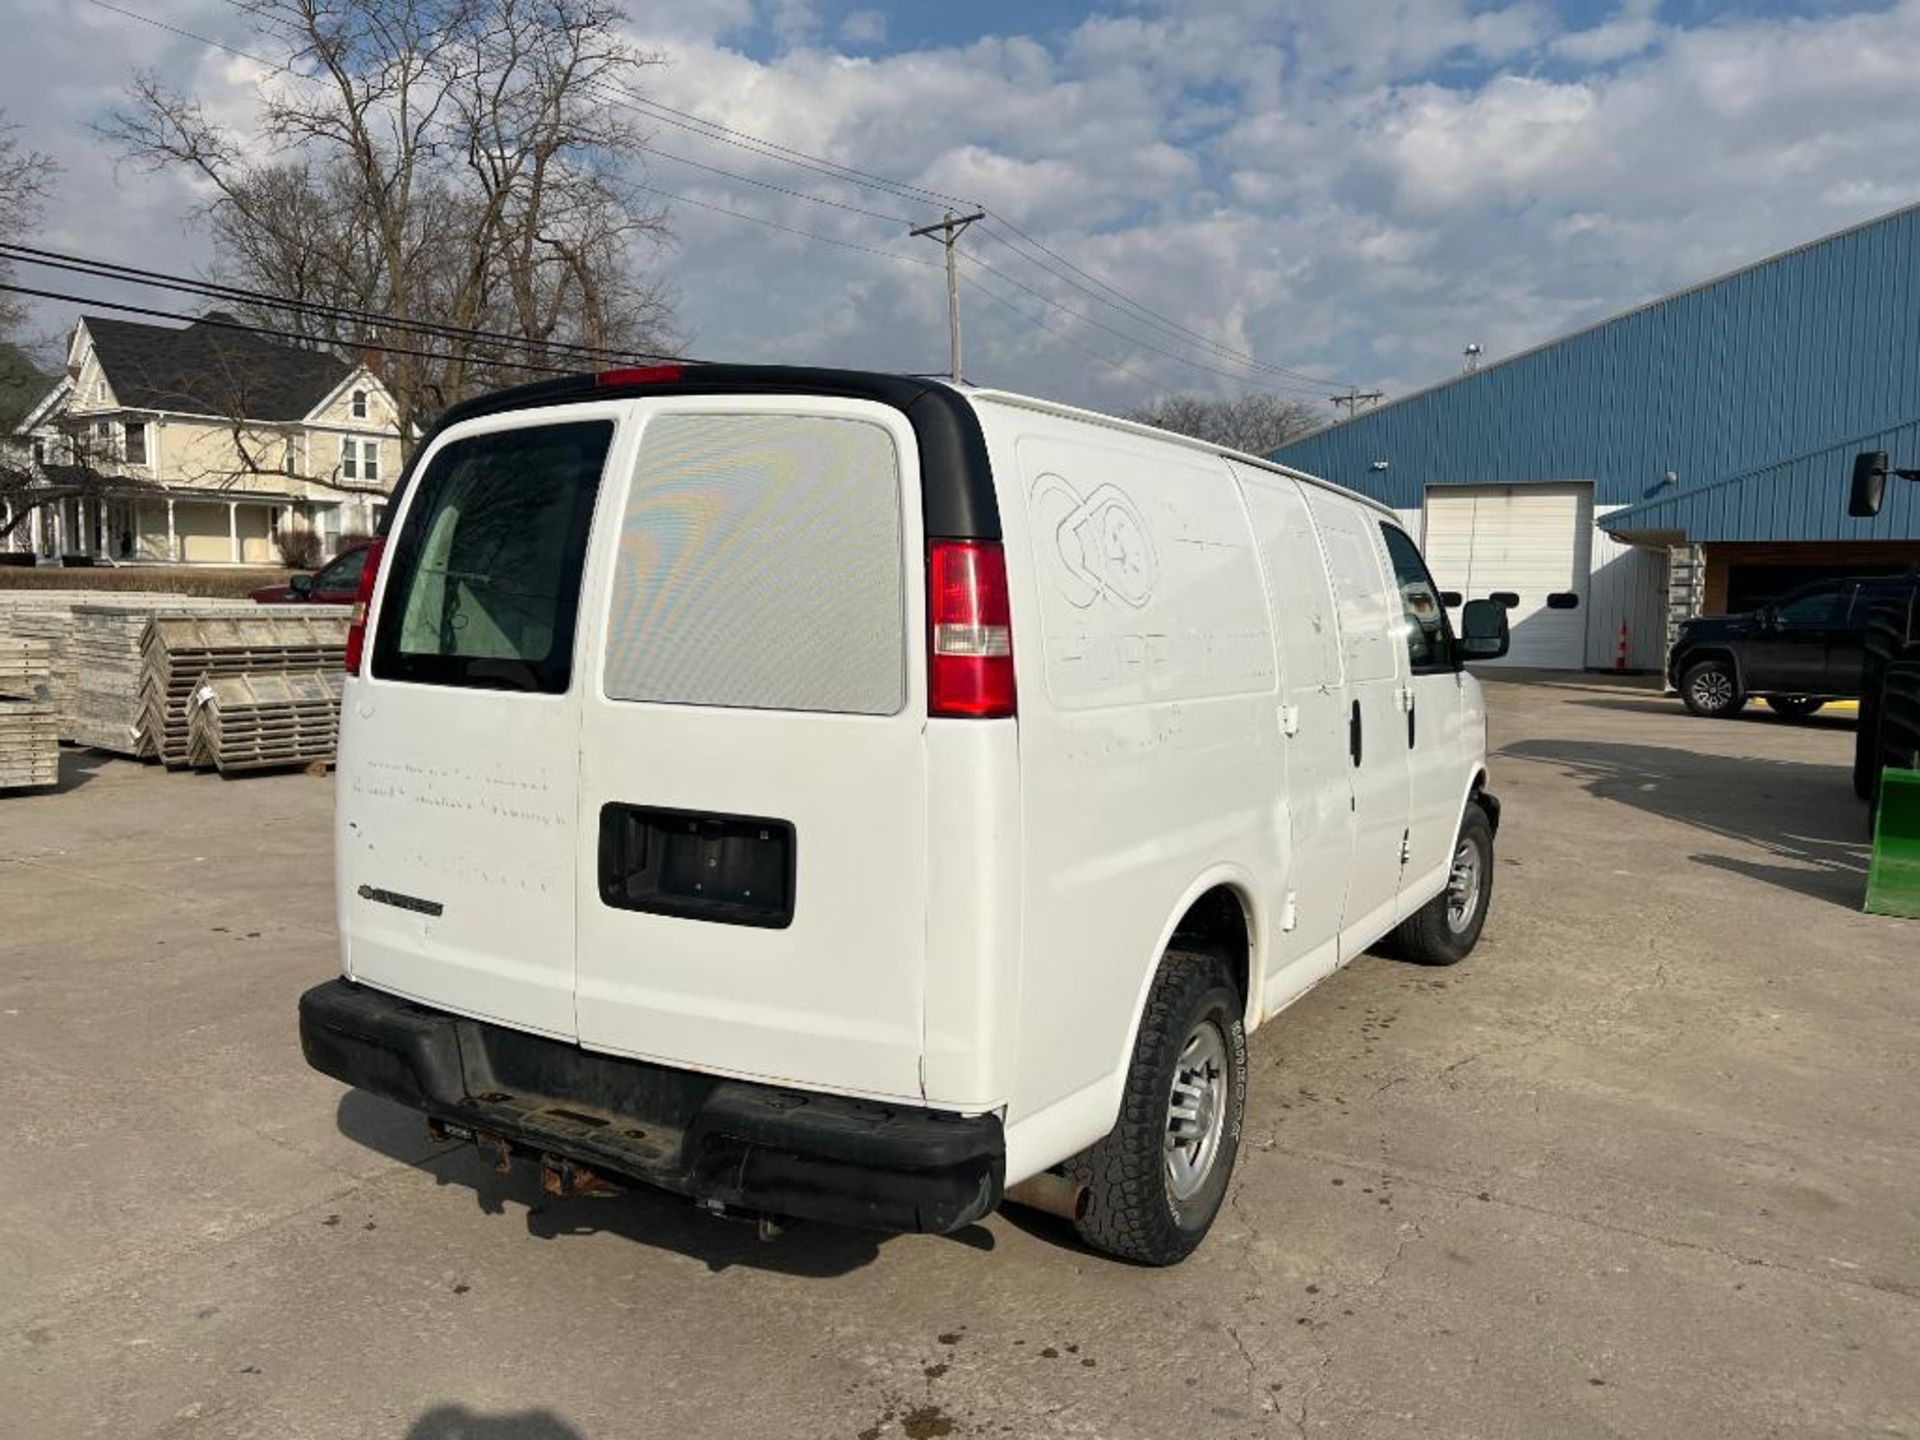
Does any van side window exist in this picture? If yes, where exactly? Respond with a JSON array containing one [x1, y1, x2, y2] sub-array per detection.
[[1379, 524, 1455, 673], [372, 421, 613, 693]]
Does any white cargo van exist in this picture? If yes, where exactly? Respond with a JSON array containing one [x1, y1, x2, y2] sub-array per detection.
[[300, 365, 1509, 1264]]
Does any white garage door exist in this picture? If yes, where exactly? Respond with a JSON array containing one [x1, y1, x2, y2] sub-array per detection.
[[1423, 483, 1593, 669]]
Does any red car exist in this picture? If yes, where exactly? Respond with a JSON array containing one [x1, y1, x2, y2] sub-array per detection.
[[251, 539, 374, 605]]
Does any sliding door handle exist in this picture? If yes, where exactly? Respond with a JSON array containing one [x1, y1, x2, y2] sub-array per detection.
[[1349, 700, 1363, 766]]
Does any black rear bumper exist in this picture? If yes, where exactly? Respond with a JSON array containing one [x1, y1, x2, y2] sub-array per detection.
[[298, 979, 1003, 1235]]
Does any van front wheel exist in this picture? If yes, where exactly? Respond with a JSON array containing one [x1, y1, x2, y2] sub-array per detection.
[[1067, 950, 1247, 1266], [1386, 804, 1494, 966]]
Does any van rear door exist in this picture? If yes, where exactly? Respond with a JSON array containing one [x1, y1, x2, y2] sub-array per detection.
[[339, 411, 620, 1039], [571, 399, 930, 1102]]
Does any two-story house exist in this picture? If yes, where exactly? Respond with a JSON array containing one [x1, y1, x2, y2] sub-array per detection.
[[6, 313, 404, 564]]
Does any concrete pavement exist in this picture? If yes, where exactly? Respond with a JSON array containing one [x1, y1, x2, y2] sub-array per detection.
[[2, 677, 1915, 1439]]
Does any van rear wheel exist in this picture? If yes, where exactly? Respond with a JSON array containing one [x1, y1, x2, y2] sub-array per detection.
[[1066, 950, 1247, 1266], [1385, 804, 1494, 966]]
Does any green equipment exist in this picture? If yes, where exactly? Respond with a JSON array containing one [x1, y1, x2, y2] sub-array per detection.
[[1865, 658, 1920, 918], [1866, 767, 1920, 918]]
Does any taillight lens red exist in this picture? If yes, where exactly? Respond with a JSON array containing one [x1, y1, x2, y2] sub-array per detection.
[[344, 536, 385, 677], [596, 364, 685, 387], [928, 540, 1016, 719]]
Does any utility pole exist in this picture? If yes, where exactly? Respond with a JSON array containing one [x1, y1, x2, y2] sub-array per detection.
[[1329, 386, 1385, 420], [910, 209, 985, 382]]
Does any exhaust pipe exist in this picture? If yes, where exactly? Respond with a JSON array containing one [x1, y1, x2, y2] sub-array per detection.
[[1004, 1171, 1089, 1222]]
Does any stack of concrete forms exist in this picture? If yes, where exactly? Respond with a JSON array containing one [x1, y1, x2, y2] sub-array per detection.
[[0, 593, 250, 744], [142, 614, 348, 769], [60, 600, 271, 755], [186, 671, 344, 773], [0, 637, 59, 791], [0, 591, 124, 725]]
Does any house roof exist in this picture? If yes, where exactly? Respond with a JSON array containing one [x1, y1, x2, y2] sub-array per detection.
[[0, 342, 51, 431], [82, 313, 355, 421]]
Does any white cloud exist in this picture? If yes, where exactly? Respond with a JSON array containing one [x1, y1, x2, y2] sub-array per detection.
[[7, 0, 1920, 417], [839, 9, 887, 47], [1551, 0, 1664, 66]]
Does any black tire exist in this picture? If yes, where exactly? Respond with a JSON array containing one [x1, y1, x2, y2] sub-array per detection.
[[1680, 658, 1745, 717], [1067, 950, 1247, 1266], [1764, 695, 1825, 719], [1386, 803, 1494, 967]]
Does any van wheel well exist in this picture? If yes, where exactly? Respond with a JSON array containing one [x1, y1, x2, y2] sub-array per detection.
[[1170, 887, 1251, 1012]]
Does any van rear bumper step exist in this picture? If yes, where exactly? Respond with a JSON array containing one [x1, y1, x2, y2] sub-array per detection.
[[298, 979, 1004, 1235]]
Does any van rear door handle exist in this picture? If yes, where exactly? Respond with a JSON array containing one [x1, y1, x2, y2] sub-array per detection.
[[1349, 700, 1363, 766], [1407, 692, 1417, 748]]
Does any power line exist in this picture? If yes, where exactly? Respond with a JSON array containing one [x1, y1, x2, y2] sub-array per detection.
[[605, 90, 970, 212], [0, 282, 587, 377], [956, 274, 1157, 390], [630, 186, 937, 271], [960, 251, 1329, 399], [93, 0, 1359, 394], [201, 0, 1349, 389], [974, 221, 1349, 388], [0, 244, 686, 368]]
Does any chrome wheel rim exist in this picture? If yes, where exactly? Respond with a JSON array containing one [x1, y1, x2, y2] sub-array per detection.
[[1165, 1019, 1229, 1203], [1446, 837, 1483, 933], [1691, 670, 1734, 711]]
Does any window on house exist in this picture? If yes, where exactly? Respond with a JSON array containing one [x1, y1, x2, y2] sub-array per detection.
[[123, 422, 147, 466], [340, 436, 380, 484], [351, 389, 368, 419], [284, 441, 297, 476], [31, 440, 45, 466]]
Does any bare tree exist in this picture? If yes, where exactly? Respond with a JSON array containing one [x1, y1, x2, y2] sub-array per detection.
[[0, 112, 59, 338], [1125, 393, 1323, 457], [108, 0, 676, 445], [0, 430, 160, 549]]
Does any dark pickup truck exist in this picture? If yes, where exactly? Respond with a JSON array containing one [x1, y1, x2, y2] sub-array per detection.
[[1668, 574, 1917, 718]]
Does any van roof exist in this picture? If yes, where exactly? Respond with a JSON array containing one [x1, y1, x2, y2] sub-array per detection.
[[962, 386, 1395, 519], [399, 364, 1390, 537]]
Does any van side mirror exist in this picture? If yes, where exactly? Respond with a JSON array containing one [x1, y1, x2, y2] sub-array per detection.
[[290, 573, 314, 597], [1459, 598, 1510, 660], [1852, 452, 1888, 518]]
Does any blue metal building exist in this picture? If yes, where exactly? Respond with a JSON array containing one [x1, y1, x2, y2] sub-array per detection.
[[1272, 202, 1920, 669]]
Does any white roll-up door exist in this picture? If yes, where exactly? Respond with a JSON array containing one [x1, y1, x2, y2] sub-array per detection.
[[1422, 483, 1594, 669]]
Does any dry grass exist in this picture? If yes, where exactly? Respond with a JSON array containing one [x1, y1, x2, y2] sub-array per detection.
[[0, 566, 293, 598]]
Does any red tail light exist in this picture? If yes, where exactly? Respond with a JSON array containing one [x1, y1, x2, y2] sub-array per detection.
[[344, 536, 385, 677], [596, 364, 684, 388], [928, 540, 1016, 719]]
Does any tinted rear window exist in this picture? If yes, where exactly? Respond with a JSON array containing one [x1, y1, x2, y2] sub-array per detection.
[[372, 421, 613, 693], [603, 413, 906, 715]]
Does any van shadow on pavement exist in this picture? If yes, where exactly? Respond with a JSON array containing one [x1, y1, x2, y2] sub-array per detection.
[[1498, 738, 1870, 908], [334, 1090, 991, 1278], [405, 1406, 584, 1440]]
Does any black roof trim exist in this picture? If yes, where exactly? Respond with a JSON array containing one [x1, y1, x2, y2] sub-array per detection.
[[390, 365, 1000, 540]]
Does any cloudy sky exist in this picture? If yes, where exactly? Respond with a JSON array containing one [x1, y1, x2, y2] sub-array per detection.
[[4, 0, 1920, 419]]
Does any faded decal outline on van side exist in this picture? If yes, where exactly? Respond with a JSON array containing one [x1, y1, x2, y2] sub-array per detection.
[[1031, 471, 1158, 611]]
